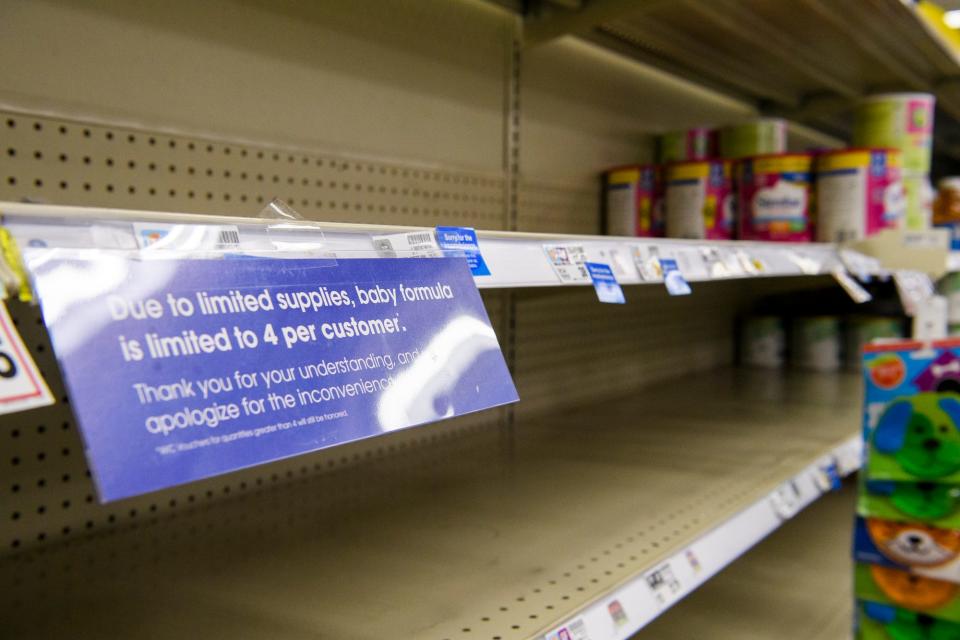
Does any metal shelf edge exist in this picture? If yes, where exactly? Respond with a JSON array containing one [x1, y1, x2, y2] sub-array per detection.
[[533, 434, 862, 640]]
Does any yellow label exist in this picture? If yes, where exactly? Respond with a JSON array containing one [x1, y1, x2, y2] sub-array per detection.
[[639, 199, 651, 231], [607, 169, 640, 185], [666, 162, 710, 181], [704, 195, 717, 226], [752, 155, 812, 174], [816, 150, 870, 172], [0, 227, 33, 302], [885, 149, 902, 170]]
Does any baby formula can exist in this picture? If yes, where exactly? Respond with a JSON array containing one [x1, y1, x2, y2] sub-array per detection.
[[719, 118, 787, 159], [738, 153, 813, 241], [792, 316, 841, 372], [853, 93, 935, 174], [603, 165, 664, 237], [603, 165, 664, 238], [740, 316, 785, 369], [659, 127, 718, 162], [664, 160, 734, 240], [903, 172, 934, 231], [816, 148, 905, 242], [845, 317, 905, 371]]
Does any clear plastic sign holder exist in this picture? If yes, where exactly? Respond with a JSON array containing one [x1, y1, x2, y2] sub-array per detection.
[[0, 201, 859, 295]]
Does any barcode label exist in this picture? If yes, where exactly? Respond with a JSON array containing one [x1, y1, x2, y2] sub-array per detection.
[[371, 231, 442, 258], [132, 223, 243, 251], [406, 232, 434, 246], [216, 229, 240, 248]]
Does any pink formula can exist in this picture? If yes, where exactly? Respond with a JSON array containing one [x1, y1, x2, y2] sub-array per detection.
[[603, 165, 664, 237], [737, 153, 814, 242], [815, 148, 905, 242], [664, 160, 734, 240]]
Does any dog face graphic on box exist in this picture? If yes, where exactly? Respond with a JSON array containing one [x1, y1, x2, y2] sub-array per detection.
[[862, 601, 960, 640], [873, 394, 960, 479], [868, 480, 960, 521], [871, 565, 959, 611], [868, 518, 960, 567]]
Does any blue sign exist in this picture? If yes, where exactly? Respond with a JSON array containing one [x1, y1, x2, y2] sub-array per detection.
[[659, 258, 692, 296], [585, 262, 625, 304], [435, 226, 491, 276], [26, 255, 518, 501]]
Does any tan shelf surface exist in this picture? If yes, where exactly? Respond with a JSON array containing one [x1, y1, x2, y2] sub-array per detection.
[[2, 369, 860, 640], [638, 480, 856, 640]]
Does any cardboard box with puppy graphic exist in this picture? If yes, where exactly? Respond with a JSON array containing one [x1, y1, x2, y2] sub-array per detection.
[[864, 339, 960, 485], [856, 338, 960, 638]]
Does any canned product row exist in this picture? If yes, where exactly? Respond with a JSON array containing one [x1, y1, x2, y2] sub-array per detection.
[[740, 315, 907, 372], [605, 93, 937, 243], [604, 149, 908, 243]]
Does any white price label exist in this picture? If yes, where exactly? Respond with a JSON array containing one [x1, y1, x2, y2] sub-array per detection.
[[596, 247, 635, 280], [913, 295, 948, 339], [839, 249, 882, 281], [837, 441, 863, 475], [544, 244, 591, 283], [545, 618, 590, 640], [735, 249, 760, 275], [894, 270, 935, 317], [0, 303, 54, 414], [132, 223, 241, 251], [644, 562, 681, 607], [719, 249, 745, 276], [607, 599, 629, 628], [372, 231, 443, 258], [633, 246, 665, 281], [700, 247, 730, 278], [769, 479, 802, 520], [674, 247, 709, 280], [786, 250, 821, 275], [902, 230, 948, 249], [832, 269, 873, 304]]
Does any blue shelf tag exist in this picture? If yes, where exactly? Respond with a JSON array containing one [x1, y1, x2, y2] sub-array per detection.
[[585, 262, 625, 304], [435, 226, 491, 276], [659, 258, 692, 296], [25, 254, 518, 502]]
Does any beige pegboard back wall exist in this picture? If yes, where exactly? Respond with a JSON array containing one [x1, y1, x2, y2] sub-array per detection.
[[0, 0, 513, 172], [0, 111, 506, 229]]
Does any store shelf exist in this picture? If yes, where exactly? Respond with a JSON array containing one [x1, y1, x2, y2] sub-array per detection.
[[637, 479, 856, 640], [0, 201, 854, 291], [2, 368, 861, 640], [525, 0, 960, 132]]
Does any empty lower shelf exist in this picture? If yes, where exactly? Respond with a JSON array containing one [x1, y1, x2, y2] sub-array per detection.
[[1, 368, 861, 639]]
